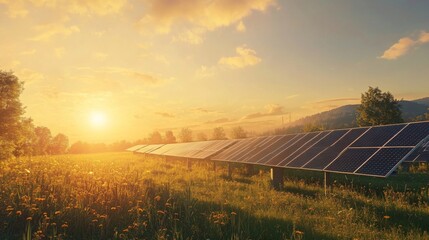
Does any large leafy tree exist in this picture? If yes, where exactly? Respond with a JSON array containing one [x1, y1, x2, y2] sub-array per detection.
[[164, 130, 176, 143], [33, 126, 52, 155], [356, 87, 403, 126], [230, 126, 247, 139], [211, 127, 227, 140], [179, 128, 193, 142], [0, 71, 25, 159], [48, 133, 69, 155]]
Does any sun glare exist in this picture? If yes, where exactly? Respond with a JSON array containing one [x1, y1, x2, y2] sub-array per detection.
[[89, 111, 107, 128]]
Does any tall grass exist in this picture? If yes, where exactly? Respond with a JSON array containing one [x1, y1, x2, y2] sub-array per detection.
[[0, 152, 428, 239]]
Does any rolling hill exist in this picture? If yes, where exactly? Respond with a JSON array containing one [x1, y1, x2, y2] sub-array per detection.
[[289, 99, 429, 130]]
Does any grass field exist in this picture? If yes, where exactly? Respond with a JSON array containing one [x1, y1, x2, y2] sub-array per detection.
[[1, 152, 429, 239]]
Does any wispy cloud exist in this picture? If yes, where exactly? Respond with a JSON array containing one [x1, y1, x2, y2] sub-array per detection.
[[205, 118, 234, 124], [0, 0, 127, 18], [380, 31, 429, 60], [242, 104, 285, 120], [314, 98, 360, 104], [29, 22, 80, 41], [155, 112, 175, 118], [219, 45, 261, 69]]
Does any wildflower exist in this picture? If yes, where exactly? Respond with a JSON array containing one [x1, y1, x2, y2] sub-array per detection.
[[154, 195, 161, 201], [16, 211, 22, 216], [25, 169, 30, 174], [55, 211, 61, 215], [295, 230, 304, 235], [6, 206, 14, 211], [111, 207, 117, 211], [231, 212, 237, 216], [123, 228, 129, 233], [61, 223, 69, 228], [157, 210, 165, 215], [26, 217, 32, 221], [383, 215, 391, 219]]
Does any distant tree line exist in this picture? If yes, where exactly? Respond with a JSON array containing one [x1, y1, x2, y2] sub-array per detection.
[[0, 71, 69, 160]]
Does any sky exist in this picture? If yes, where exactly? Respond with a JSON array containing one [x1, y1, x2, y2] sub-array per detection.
[[1, 0, 429, 143]]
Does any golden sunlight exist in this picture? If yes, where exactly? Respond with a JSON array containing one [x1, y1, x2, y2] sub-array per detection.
[[89, 111, 107, 128]]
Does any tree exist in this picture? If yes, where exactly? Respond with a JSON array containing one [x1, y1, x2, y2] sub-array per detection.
[[196, 132, 208, 141], [0, 71, 24, 159], [33, 126, 52, 155], [48, 133, 69, 154], [148, 131, 163, 144], [179, 128, 193, 142], [14, 117, 36, 157], [164, 130, 176, 143], [303, 123, 324, 132], [230, 126, 247, 139], [211, 127, 227, 140], [356, 87, 403, 126]]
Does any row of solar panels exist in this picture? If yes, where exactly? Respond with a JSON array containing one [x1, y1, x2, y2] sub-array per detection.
[[127, 121, 429, 178]]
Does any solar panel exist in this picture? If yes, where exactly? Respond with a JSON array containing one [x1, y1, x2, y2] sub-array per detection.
[[234, 136, 277, 162], [126, 144, 147, 152], [303, 128, 369, 170], [139, 121, 429, 178], [325, 148, 378, 173], [351, 124, 405, 147], [281, 131, 331, 167], [356, 148, 412, 176], [191, 140, 238, 159], [286, 130, 348, 168], [213, 138, 263, 162], [251, 135, 298, 164], [239, 136, 284, 163], [261, 133, 309, 165], [386, 122, 429, 146]]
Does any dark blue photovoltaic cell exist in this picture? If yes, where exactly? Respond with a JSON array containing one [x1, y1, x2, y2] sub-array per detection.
[[212, 139, 252, 160], [387, 122, 429, 146], [257, 134, 304, 164], [251, 135, 298, 164], [281, 131, 331, 167], [234, 136, 277, 162], [325, 148, 378, 173], [287, 130, 348, 168], [225, 137, 267, 162], [304, 128, 369, 170], [239, 136, 284, 163], [356, 148, 412, 176], [351, 125, 405, 147], [265, 132, 319, 166]]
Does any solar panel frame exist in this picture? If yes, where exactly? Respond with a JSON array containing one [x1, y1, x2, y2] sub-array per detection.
[[222, 137, 268, 163], [211, 139, 251, 161]]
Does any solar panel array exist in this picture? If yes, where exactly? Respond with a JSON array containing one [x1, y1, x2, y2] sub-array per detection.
[[127, 121, 429, 178], [126, 144, 147, 152]]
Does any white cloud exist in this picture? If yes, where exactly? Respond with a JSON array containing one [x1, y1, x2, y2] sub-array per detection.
[[138, 0, 275, 43], [219, 45, 261, 68], [380, 30, 429, 60], [30, 22, 80, 41]]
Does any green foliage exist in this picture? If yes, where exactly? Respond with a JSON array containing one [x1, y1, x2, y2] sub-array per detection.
[[164, 130, 176, 143], [148, 131, 163, 144], [0, 71, 25, 159], [179, 128, 193, 142], [357, 87, 403, 126], [303, 123, 324, 132], [230, 126, 247, 139], [48, 133, 69, 154], [33, 126, 52, 155], [211, 127, 227, 140]]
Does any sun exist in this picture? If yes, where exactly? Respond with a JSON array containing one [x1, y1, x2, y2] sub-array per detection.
[[89, 111, 107, 128]]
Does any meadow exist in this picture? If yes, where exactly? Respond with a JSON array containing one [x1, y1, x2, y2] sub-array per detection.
[[1, 152, 429, 240]]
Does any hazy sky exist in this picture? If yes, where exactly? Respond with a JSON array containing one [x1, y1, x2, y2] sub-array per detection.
[[1, 0, 429, 143]]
